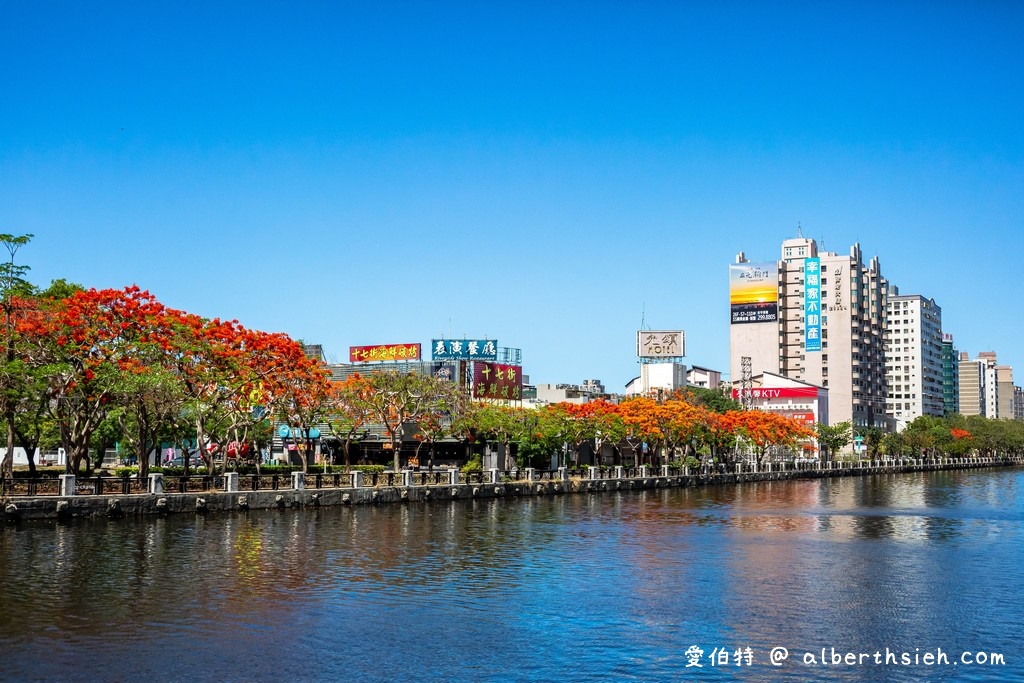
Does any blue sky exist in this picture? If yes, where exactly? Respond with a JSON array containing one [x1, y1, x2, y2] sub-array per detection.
[[3, 1, 1023, 390]]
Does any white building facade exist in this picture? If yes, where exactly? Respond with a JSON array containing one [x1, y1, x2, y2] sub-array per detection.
[[624, 362, 688, 396], [884, 294, 945, 429]]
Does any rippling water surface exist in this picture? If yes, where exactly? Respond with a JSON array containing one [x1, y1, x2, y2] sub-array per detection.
[[2, 468, 1023, 682]]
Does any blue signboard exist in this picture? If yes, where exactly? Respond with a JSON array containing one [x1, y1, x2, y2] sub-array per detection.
[[431, 339, 498, 360], [804, 257, 821, 352]]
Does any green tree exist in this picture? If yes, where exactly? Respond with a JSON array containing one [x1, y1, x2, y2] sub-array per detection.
[[815, 421, 852, 461], [0, 233, 33, 477], [410, 375, 470, 470], [679, 386, 743, 414], [365, 369, 439, 473], [860, 426, 885, 458], [880, 430, 907, 457]]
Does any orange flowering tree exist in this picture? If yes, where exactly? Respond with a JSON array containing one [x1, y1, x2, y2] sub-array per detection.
[[542, 399, 624, 468], [704, 410, 743, 464], [618, 396, 662, 466], [657, 396, 707, 462], [736, 410, 814, 465]]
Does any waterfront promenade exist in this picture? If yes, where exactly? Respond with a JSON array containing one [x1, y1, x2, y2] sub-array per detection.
[[4, 455, 1022, 521]]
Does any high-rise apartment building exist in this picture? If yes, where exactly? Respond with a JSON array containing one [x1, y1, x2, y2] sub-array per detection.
[[995, 365, 1015, 420], [942, 335, 958, 417], [730, 235, 891, 429], [884, 294, 945, 429], [957, 353, 986, 416], [976, 352, 1000, 418], [941, 335, 960, 416]]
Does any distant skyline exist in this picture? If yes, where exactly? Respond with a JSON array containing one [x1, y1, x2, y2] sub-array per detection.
[[3, 2, 1023, 390]]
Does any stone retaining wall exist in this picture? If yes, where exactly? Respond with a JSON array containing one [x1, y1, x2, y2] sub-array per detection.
[[4, 457, 1022, 521]]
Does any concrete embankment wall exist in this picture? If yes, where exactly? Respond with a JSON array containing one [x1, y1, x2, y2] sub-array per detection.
[[4, 458, 1022, 521]]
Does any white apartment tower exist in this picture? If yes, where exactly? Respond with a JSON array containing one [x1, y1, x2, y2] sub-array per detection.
[[730, 235, 891, 429], [884, 294, 945, 429], [976, 352, 1000, 418]]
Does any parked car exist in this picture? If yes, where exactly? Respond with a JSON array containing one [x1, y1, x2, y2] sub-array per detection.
[[165, 455, 205, 469]]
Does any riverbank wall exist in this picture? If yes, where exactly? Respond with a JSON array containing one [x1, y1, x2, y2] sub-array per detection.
[[4, 456, 1023, 521]]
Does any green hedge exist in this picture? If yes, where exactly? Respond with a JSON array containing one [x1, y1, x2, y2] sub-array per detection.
[[108, 463, 389, 478], [9, 467, 66, 479]]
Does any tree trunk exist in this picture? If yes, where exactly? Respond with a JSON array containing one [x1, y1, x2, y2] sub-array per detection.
[[136, 417, 150, 479], [3, 419, 14, 478], [391, 431, 402, 473]]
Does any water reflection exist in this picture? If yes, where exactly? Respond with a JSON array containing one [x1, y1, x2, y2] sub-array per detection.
[[1, 469, 1023, 681]]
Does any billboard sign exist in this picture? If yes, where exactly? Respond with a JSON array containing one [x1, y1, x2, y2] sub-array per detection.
[[349, 343, 422, 363], [637, 331, 685, 358], [431, 339, 498, 360], [804, 257, 821, 352], [431, 362, 461, 382], [732, 387, 820, 400], [472, 362, 523, 400], [730, 262, 779, 324]]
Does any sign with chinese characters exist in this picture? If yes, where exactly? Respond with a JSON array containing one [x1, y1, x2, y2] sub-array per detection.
[[472, 362, 523, 400], [432, 339, 498, 360], [636, 331, 685, 358], [804, 257, 821, 352], [831, 265, 846, 312], [348, 343, 422, 363], [729, 262, 778, 324], [732, 387, 820, 400]]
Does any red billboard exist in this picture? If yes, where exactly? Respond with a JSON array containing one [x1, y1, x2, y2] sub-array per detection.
[[732, 387, 820, 400], [349, 343, 422, 363], [472, 362, 523, 400]]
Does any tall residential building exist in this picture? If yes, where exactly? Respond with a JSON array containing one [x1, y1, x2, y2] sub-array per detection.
[[730, 235, 890, 429], [996, 366, 1015, 420], [977, 352, 1000, 418], [884, 294, 945, 428], [941, 335, 960, 416], [1016, 386, 1024, 420], [957, 353, 986, 416]]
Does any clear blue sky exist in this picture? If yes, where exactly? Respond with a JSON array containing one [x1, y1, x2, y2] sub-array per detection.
[[3, 1, 1023, 390]]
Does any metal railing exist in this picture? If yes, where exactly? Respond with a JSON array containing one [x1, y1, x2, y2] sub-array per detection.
[[3, 456, 1021, 498]]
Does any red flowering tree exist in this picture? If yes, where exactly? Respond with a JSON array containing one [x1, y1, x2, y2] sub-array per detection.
[[266, 339, 334, 472], [736, 410, 813, 465], [18, 286, 168, 474]]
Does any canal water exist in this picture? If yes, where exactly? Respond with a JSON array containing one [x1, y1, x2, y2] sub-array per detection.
[[1, 468, 1022, 682]]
